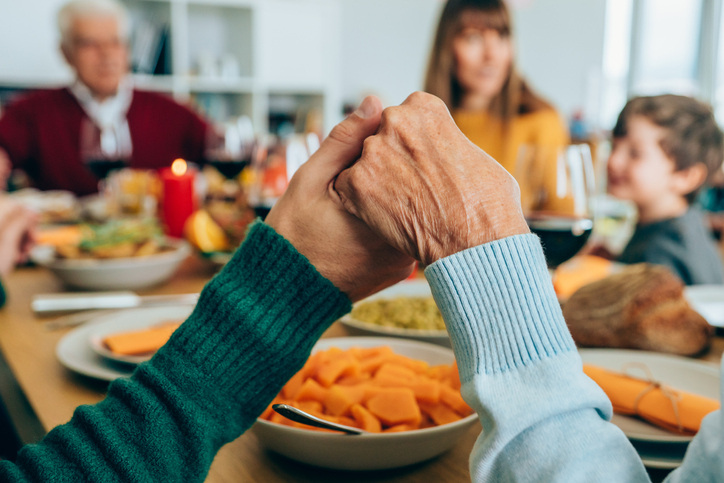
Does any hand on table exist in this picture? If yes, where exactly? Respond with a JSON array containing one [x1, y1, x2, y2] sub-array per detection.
[[265, 96, 416, 301], [0, 196, 37, 277], [334, 91, 529, 266]]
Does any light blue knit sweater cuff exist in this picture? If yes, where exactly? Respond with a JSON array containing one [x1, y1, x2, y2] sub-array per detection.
[[425, 233, 576, 382]]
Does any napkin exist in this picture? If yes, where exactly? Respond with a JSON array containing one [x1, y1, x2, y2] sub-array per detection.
[[103, 322, 181, 356], [583, 364, 720, 435], [553, 255, 613, 300]]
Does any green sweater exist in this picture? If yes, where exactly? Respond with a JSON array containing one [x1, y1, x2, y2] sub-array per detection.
[[0, 222, 351, 482]]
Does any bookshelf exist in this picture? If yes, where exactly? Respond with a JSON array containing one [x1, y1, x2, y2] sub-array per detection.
[[0, 0, 341, 136], [127, 0, 340, 135]]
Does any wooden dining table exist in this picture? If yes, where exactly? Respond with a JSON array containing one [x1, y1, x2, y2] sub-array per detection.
[[0, 255, 478, 482], [0, 254, 722, 482]]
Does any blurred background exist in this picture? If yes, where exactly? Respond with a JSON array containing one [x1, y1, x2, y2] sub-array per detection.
[[1, 0, 721, 139]]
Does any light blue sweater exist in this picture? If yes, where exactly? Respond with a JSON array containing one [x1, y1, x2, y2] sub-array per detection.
[[426, 233, 723, 482]]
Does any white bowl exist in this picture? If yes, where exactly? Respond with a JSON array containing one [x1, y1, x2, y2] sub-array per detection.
[[31, 239, 191, 291], [251, 337, 478, 470], [339, 280, 450, 346]]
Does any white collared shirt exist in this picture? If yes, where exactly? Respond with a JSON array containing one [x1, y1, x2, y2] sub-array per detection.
[[70, 77, 134, 159]]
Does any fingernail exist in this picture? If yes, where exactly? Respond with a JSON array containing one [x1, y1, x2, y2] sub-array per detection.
[[353, 97, 375, 119]]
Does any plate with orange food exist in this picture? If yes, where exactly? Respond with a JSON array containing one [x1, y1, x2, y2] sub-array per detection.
[[56, 306, 193, 380]]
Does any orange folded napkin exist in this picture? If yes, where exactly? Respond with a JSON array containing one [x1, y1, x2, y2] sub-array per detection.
[[553, 255, 614, 300], [583, 364, 720, 435], [103, 322, 181, 356]]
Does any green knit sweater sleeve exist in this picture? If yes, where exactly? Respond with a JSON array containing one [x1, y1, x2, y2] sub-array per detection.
[[0, 221, 352, 482]]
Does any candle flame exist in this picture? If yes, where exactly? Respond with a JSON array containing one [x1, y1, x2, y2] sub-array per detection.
[[171, 159, 187, 176]]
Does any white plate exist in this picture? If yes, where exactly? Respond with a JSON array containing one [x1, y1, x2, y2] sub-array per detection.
[[339, 280, 450, 346], [685, 285, 724, 327], [56, 306, 194, 380], [31, 238, 191, 291], [578, 348, 720, 444], [87, 309, 190, 365]]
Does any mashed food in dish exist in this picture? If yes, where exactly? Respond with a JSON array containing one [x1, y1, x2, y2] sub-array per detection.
[[351, 297, 445, 331]]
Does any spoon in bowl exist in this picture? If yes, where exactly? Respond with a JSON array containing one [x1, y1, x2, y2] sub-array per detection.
[[272, 404, 367, 435]]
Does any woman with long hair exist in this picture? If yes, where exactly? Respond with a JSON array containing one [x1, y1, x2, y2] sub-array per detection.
[[425, 0, 568, 175]]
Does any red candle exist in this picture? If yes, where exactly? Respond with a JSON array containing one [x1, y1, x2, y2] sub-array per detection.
[[160, 159, 197, 238]]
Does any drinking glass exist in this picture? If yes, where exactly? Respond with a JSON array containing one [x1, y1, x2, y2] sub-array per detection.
[[205, 116, 256, 182], [515, 144, 596, 269], [80, 118, 131, 183]]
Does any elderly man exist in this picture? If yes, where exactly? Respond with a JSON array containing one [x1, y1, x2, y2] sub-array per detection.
[[0, 0, 208, 196]]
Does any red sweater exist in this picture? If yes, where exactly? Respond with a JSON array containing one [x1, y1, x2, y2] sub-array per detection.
[[0, 88, 208, 196]]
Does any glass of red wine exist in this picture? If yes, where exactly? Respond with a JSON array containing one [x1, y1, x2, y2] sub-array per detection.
[[516, 144, 596, 269], [80, 118, 131, 185], [205, 116, 256, 184]]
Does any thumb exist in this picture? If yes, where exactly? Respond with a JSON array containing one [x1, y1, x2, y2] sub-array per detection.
[[312, 96, 382, 175]]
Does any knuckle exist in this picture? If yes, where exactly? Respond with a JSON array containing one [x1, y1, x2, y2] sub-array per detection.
[[381, 106, 403, 130], [361, 135, 383, 159], [406, 91, 429, 104], [328, 118, 357, 145]]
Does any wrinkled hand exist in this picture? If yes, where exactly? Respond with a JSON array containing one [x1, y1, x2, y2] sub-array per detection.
[[334, 92, 529, 266], [265, 96, 415, 301], [0, 196, 37, 277]]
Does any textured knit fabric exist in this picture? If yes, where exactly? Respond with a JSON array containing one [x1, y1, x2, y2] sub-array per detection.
[[618, 207, 724, 285], [425, 233, 723, 482], [0, 221, 350, 482], [0, 88, 208, 196], [452, 108, 569, 175]]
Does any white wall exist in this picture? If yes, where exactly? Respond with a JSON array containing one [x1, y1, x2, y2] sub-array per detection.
[[339, 0, 443, 108], [339, 0, 608, 121], [514, 0, 608, 125], [0, 0, 73, 84]]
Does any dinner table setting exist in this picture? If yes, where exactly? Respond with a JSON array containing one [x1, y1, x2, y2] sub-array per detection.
[[1, 144, 724, 482]]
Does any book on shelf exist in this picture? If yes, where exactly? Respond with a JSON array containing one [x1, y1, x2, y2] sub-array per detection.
[[131, 20, 170, 76]]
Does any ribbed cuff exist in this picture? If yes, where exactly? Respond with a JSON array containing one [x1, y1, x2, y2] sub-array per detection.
[[154, 221, 352, 419], [425, 234, 575, 382]]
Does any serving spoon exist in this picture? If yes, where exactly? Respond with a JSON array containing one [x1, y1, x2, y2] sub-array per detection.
[[271, 404, 367, 435]]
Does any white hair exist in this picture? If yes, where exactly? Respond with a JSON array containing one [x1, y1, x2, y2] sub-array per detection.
[[57, 0, 130, 48]]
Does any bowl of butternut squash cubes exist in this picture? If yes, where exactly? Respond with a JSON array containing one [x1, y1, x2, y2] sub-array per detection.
[[252, 337, 478, 470]]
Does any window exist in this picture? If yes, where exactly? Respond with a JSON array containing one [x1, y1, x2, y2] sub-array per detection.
[[629, 0, 703, 96], [601, 0, 724, 127]]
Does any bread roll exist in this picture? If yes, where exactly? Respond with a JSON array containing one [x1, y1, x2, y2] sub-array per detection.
[[562, 263, 712, 356]]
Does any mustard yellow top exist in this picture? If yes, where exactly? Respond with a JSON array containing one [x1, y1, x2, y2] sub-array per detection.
[[452, 108, 569, 175], [453, 108, 574, 214]]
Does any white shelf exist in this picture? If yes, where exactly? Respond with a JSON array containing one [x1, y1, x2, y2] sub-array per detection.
[[132, 74, 176, 92], [187, 76, 255, 93], [0, 0, 341, 134]]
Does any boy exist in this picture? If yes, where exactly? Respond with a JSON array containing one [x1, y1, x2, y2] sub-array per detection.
[[607, 94, 724, 285]]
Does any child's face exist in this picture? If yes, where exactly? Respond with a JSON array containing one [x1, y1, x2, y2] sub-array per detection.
[[607, 116, 679, 207]]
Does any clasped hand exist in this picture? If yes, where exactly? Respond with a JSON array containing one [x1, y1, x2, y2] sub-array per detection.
[[266, 91, 529, 301]]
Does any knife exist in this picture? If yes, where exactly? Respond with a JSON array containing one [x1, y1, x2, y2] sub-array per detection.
[[32, 291, 199, 315]]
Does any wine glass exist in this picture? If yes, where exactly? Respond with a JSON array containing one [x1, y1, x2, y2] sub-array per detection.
[[80, 118, 132, 183], [515, 144, 596, 269], [205, 116, 256, 183], [80, 118, 133, 219]]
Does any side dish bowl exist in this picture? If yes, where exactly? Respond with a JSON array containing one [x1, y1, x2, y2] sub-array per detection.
[[251, 337, 478, 470], [31, 239, 191, 290]]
